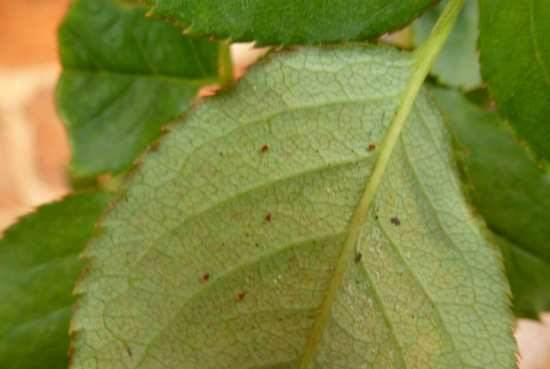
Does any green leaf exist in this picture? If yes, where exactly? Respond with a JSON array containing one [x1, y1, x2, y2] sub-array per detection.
[[0, 192, 110, 369], [57, 0, 231, 179], [499, 236, 550, 320], [146, 0, 433, 45], [431, 87, 550, 318], [71, 47, 515, 369], [479, 0, 550, 163], [413, 0, 481, 89]]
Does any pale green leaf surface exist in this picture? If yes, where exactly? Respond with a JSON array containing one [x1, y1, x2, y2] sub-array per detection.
[[432, 87, 550, 318], [72, 47, 515, 369], [0, 192, 110, 369], [57, 0, 229, 179], [145, 0, 433, 45], [413, 0, 481, 89], [479, 0, 550, 163]]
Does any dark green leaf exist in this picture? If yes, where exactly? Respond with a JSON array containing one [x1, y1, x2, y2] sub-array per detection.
[[146, 0, 433, 45], [413, 0, 480, 89], [57, 0, 231, 179], [479, 0, 550, 163], [0, 192, 110, 369], [432, 87, 550, 318]]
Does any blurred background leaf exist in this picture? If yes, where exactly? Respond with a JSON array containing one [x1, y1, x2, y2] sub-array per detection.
[[479, 0, 550, 164], [413, 0, 481, 89], [57, 0, 231, 179], [432, 87, 550, 318], [0, 192, 109, 369]]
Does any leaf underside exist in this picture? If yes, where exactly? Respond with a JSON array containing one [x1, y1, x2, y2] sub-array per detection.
[[432, 87, 550, 319], [72, 47, 515, 369], [146, 0, 433, 45], [0, 193, 109, 369], [479, 0, 550, 163], [56, 0, 227, 179]]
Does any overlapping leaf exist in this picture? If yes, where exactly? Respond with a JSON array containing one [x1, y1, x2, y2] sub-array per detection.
[[413, 0, 480, 89], [145, 0, 433, 45], [432, 87, 550, 318], [57, 0, 230, 179], [0, 193, 109, 369], [479, 0, 550, 163], [71, 47, 515, 369]]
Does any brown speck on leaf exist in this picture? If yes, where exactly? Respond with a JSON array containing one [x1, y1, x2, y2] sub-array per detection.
[[67, 346, 76, 361], [265, 212, 272, 222], [355, 252, 362, 263], [368, 143, 377, 151], [149, 141, 160, 152], [390, 216, 401, 226], [237, 291, 246, 301], [201, 273, 210, 282], [126, 345, 132, 357], [260, 144, 269, 153]]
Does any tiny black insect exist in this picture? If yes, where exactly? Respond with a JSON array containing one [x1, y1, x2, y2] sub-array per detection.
[[355, 252, 362, 263], [390, 216, 401, 226], [260, 144, 269, 153]]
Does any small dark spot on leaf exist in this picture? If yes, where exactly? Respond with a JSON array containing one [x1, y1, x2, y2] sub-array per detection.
[[236, 291, 246, 301], [390, 216, 401, 226], [265, 212, 272, 222], [67, 346, 76, 361], [149, 141, 160, 152], [126, 345, 132, 357], [355, 252, 362, 263], [368, 143, 377, 151], [201, 273, 210, 282], [260, 144, 269, 153]]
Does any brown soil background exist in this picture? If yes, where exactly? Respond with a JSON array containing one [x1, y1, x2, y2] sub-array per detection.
[[0, 0, 548, 367]]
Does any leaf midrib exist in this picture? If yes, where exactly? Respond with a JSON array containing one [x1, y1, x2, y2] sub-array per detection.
[[298, 2, 465, 366]]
